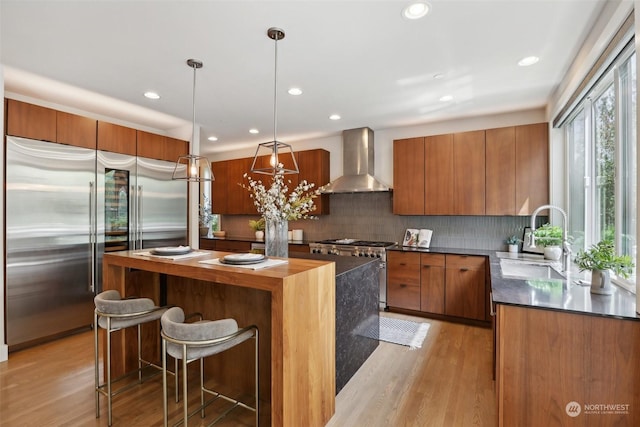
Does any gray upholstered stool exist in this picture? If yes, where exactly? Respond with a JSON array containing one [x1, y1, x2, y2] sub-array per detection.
[[94, 289, 170, 426], [161, 307, 259, 427]]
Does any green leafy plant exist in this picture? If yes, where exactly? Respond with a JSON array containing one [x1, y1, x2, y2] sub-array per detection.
[[505, 235, 522, 245], [532, 223, 563, 247], [574, 240, 634, 278], [248, 217, 265, 231]]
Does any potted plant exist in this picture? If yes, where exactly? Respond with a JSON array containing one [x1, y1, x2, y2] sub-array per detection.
[[505, 235, 522, 253], [574, 240, 634, 295], [532, 223, 563, 260], [249, 218, 265, 240]]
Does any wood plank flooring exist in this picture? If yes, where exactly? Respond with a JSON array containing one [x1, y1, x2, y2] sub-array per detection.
[[0, 312, 496, 426]]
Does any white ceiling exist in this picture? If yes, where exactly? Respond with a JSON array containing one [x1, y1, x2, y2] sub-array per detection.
[[1, 0, 605, 156]]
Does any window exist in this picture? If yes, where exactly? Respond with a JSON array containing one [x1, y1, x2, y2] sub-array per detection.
[[564, 45, 636, 290]]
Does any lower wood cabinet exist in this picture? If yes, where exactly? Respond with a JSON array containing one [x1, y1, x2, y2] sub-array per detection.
[[387, 251, 487, 322], [387, 251, 421, 311], [496, 304, 640, 426]]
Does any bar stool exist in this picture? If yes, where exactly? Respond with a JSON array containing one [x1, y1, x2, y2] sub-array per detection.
[[94, 289, 170, 426], [161, 307, 259, 427]]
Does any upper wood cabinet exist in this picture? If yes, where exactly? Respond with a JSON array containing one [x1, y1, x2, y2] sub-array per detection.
[[297, 149, 330, 215], [211, 149, 330, 215], [6, 99, 57, 142], [424, 134, 455, 215], [393, 137, 425, 215], [515, 123, 549, 215], [486, 127, 516, 215], [97, 121, 137, 155], [453, 130, 485, 215], [137, 130, 189, 162], [56, 111, 97, 149], [393, 122, 548, 216]]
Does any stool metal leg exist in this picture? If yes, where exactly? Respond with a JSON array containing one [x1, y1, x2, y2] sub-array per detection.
[[182, 345, 189, 427], [94, 311, 100, 419], [255, 330, 259, 427], [106, 319, 113, 426]]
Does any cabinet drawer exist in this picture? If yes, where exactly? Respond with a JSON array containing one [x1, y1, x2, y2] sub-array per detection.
[[214, 240, 251, 253], [446, 254, 486, 270], [387, 264, 420, 286], [421, 253, 445, 267], [387, 281, 421, 311], [387, 251, 420, 267]]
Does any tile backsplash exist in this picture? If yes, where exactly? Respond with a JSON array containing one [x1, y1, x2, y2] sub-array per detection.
[[219, 192, 546, 251]]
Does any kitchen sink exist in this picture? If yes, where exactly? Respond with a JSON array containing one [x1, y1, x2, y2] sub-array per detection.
[[499, 258, 565, 280]]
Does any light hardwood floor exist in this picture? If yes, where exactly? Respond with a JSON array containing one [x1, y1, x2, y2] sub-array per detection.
[[0, 312, 496, 426]]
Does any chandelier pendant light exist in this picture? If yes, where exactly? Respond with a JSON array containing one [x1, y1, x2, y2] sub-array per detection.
[[250, 27, 299, 175], [172, 58, 214, 182]]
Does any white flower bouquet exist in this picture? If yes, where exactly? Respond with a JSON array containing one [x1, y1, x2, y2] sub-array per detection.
[[241, 170, 321, 221]]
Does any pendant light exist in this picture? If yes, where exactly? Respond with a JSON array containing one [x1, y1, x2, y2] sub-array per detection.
[[250, 27, 299, 175], [172, 58, 214, 182]]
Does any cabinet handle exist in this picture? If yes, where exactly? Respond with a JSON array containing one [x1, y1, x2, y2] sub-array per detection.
[[423, 265, 430, 269], [399, 263, 406, 266], [400, 284, 407, 288], [490, 292, 496, 316], [460, 268, 469, 272]]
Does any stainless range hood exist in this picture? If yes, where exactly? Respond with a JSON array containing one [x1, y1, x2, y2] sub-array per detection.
[[321, 127, 391, 193]]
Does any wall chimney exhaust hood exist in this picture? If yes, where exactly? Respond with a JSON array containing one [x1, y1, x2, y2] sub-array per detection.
[[321, 127, 391, 193]]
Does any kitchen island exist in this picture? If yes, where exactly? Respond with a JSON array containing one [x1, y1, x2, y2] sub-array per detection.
[[101, 250, 335, 427], [290, 252, 380, 393]]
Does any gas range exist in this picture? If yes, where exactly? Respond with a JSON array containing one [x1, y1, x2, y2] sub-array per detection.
[[309, 239, 397, 260]]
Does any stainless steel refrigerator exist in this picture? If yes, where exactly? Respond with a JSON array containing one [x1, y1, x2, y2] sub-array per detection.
[[5, 136, 187, 349]]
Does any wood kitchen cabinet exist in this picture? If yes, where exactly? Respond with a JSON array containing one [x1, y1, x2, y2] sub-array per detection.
[[387, 251, 487, 323], [420, 253, 445, 314], [97, 121, 137, 155], [386, 251, 421, 311], [136, 130, 189, 162], [515, 122, 549, 214], [485, 123, 549, 215], [6, 99, 57, 142], [211, 149, 330, 215], [445, 255, 486, 320], [297, 149, 330, 215], [496, 304, 640, 426], [56, 111, 97, 149], [486, 126, 516, 215], [393, 137, 425, 215], [424, 134, 454, 215], [393, 122, 548, 216], [452, 130, 485, 215]]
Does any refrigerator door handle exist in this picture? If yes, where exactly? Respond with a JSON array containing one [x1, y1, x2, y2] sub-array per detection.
[[89, 181, 96, 293], [131, 184, 137, 250], [137, 185, 143, 249]]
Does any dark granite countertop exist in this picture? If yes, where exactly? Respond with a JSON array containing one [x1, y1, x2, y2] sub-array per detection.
[[200, 236, 311, 245], [388, 245, 640, 321], [289, 252, 380, 276]]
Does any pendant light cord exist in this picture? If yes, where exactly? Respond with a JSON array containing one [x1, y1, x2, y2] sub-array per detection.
[[273, 33, 279, 144]]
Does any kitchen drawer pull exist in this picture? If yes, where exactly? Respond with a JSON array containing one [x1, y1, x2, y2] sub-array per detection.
[[423, 265, 431, 269], [399, 262, 407, 266], [460, 267, 469, 272]]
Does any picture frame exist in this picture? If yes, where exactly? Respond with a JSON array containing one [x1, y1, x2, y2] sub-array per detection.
[[521, 226, 544, 254]]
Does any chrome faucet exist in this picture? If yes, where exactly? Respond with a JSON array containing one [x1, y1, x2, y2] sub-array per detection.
[[530, 204, 571, 272]]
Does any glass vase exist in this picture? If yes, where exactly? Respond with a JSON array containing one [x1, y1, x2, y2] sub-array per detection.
[[265, 218, 288, 258]]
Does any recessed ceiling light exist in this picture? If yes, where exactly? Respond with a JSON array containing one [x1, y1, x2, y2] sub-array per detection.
[[518, 56, 539, 67], [249, 129, 259, 134], [433, 73, 444, 79], [403, 2, 430, 20], [288, 87, 302, 96], [207, 136, 218, 142], [439, 95, 453, 102], [144, 91, 160, 100], [329, 114, 341, 121]]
